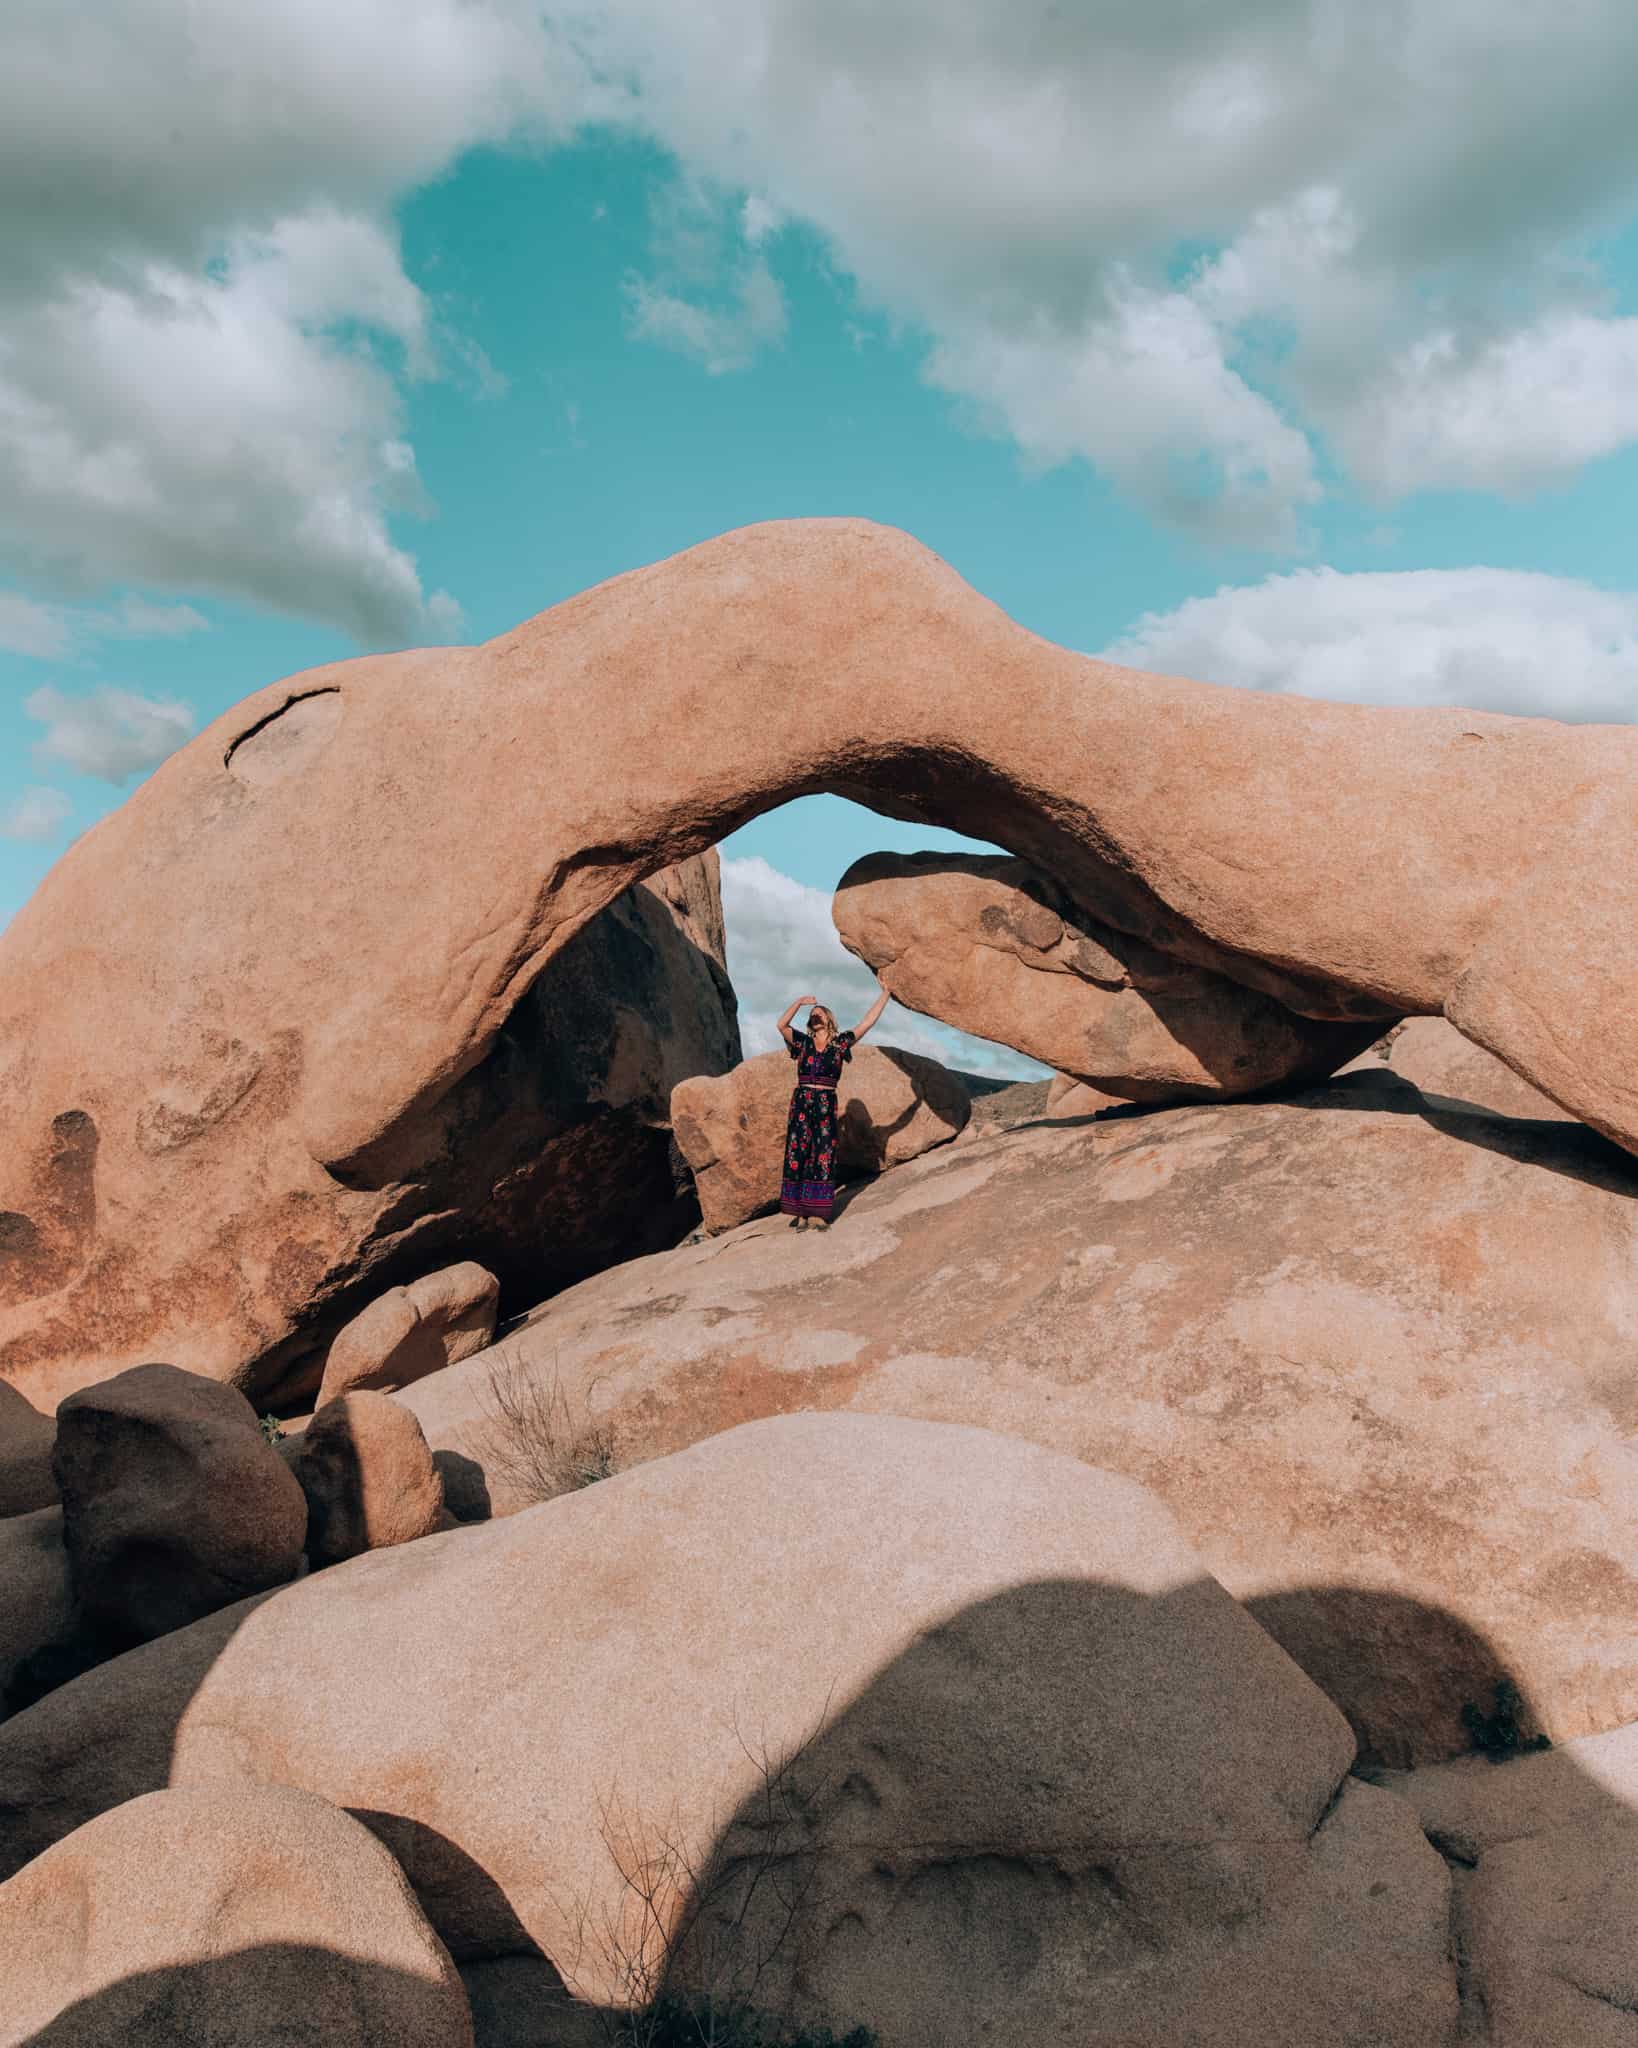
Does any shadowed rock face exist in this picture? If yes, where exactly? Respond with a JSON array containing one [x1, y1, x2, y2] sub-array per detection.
[[0, 1414, 1456, 2046], [833, 850, 1383, 1100], [2, 516, 1633, 1408]]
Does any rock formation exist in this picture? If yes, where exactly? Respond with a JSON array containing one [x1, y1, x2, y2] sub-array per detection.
[[317, 1261, 499, 1407], [1341, 1015, 1565, 1121], [1385, 1718, 1638, 2042], [402, 1067, 1638, 1767], [834, 850, 1381, 1099], [4, 517, 1636, 1413], [290, 1390, 446, 1567], [0, 853, 737, 1416], [0, 1380, 56, 1515], [671, 1042, 970, 1232], [0, 1508, 75, 1716], [0, 1414, 1456, 2045], [53, 1364, 307, 1646], [0, 1783, 472, 2047]]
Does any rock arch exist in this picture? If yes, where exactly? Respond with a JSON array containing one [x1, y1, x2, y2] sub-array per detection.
[[1, 517, 1632, 1405]]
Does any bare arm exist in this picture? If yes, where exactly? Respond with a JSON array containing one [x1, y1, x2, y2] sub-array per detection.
[[779, 994, 817, 1047], [851, 983, 889, 1042]]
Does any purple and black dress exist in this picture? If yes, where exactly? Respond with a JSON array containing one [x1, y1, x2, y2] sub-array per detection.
[[781, 1028, 857, 1219]]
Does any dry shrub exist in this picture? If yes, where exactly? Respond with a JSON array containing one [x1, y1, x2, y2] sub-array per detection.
[[478, 1348, 619, 1506], [562, 1709, 875, 2048]]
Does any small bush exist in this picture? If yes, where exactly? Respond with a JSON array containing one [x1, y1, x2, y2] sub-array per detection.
[[259, 1413, 285, 1446], [479, 1349, 619, 1505], [1461, 1679, 1551, 1761]]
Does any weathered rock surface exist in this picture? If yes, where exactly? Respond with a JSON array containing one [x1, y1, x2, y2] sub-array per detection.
[[54, 1363, 307, 1646], [1342, 1016, 1565, 1121], [835, 851, 1382, 1099], [1045, 1070, 1125, 1119], [318, 1261, 500, 1407], [671, 1042, 969, 1232], [0, 1507, 76, 1716], [1, 853, 737, 1416], [4, 517, 1634, 1410], [0, 1415, 1455, 2046], [404, 1068, 1638, 1767], [1386, 1720, 1638, 2044], [0, 1782, 473, 2047], [0, 1379, 56, 1516], [292, 1390, 445, 1567]]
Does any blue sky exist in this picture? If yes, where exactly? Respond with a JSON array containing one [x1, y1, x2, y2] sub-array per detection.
[[6, 5, 1638, 1073]]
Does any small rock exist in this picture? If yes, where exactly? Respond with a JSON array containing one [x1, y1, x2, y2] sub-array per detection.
[[53, 1363, 307, 1647], [292, 1391, 445, 1567], [318, 1262, 500, 1406]]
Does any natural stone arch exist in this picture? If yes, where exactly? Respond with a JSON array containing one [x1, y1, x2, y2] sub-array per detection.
[[0, 516, 1631, 1407]]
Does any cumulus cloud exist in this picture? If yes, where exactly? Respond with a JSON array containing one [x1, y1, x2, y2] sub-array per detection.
[[0, 594, 72, 660], [575, 0, 1638, 534], [0, 590, 208, 662], [1104, 566, 1638, 722], [0, 1, 589, 642], [721, 854, 1050, 1081], [1, 786, 72, 843], [24, 684, 196, 782]]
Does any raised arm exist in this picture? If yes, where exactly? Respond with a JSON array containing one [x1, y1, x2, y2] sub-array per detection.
[[779, 994, 817, 1048], [851, 981, 889, 1042]]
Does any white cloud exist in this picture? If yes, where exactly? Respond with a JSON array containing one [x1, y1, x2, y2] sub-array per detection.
[[102, 597, 209, 640], [1104, 566, 1638, 722], [24, 684, 196, 782], [1339, 313, 1638, 498], [0, 590, 209, 661], [0, 214, 463, 645], [0, 1, 591, 642], [0, 594, 72, 659], [721, 854, 1050, 1081], [571, 0, 1638, 534], [2, 786, 71, 842]]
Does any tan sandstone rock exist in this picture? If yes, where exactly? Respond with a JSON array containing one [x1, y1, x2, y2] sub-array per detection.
[[1342, 1016, 1565, 1121], [53, 1363, 307, 1646], [1385, 1721, 1638, 2044], [0, 1416, 1457, 2046], [670, 1042, 969, 1233], [4, 518, 1633, 1413], [292, 1390, 445, 1567], [318, 1261, 500, 1407], [835, 850, 1381, 1099], [0, 853, 736, 1417], [1045, 1070, 1125, 1118], [0, 1781, 472, 2047], [402, 1067, 1638, 1768]]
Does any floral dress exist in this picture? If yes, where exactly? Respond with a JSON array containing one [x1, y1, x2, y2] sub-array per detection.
[[781, 1028, 856, 1218]]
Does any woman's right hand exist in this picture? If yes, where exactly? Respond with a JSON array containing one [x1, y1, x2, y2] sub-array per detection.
[[795, 993, 816, 1007]]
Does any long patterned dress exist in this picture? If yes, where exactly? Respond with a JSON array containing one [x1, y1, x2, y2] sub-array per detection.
[[781, 1028, 857, 1218]]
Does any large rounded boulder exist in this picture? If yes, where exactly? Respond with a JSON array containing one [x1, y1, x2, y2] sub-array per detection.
[[402, 1066, 1638, 1767], [0, 1414, 1454, 2045], [53, 1363, 307, 1646], [834, 850, 1380, 1100], [0, 1782, 472, 2047]]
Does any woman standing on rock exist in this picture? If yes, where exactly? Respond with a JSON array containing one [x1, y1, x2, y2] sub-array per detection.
[[778, 982, 889, 1229]]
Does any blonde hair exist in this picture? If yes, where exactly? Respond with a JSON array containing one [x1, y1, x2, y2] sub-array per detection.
[[808, 1004, 839, 1041]]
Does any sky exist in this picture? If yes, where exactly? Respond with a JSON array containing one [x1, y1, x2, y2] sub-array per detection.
[[6, 3, 1638, 1078]]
